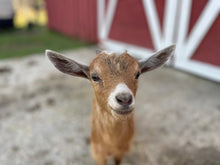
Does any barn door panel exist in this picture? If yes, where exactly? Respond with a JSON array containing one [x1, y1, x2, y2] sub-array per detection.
[[97, 0, 220, 82]]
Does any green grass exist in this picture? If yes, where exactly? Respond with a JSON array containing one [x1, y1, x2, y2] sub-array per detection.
[[0, 27, 92, 59]]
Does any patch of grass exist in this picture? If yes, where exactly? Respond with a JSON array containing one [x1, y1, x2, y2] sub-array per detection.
[[0, 27, 92, 59]]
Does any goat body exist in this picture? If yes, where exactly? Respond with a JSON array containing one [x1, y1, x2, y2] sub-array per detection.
[[91, 96, 134, 165], [46, 45, 175, 165]]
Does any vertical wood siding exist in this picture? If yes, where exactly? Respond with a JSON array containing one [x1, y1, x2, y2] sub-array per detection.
[[45, 0, 97, 43]]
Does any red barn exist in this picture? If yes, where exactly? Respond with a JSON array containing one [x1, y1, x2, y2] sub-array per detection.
[[45, 0, 220, 82]]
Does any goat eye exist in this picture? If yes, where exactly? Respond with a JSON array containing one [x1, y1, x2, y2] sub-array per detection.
[[91, 74, 101, 82], [135, 72, 140, 79]]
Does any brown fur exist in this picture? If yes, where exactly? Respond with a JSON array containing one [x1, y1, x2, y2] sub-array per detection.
[[89, 52, 139, 165]]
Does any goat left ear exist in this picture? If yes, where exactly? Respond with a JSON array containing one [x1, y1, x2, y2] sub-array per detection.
[[139, 45, 175, 73], [46, 50, 90, 79], [96, 50, 101, 54]]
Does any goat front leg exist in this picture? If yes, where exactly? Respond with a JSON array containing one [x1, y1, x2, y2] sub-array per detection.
[[96, 159, 107, 165], [91, 143, 107, 165], [114, 158, 121, 165], [92, 151, 107, 165], [114, 153, 124, 165], [93, 153, 107, 165]]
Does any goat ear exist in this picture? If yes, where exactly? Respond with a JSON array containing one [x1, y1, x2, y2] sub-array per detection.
[[96, 50, 101, 54], [139, 45, 175, 73], [46, 50, 90, 79]]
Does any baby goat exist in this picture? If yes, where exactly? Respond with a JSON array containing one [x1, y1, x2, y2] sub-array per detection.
[[46, 45, 175, 165]]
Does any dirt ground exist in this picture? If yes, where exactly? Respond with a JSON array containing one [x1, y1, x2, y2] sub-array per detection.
[[0, 47, 220, 165]]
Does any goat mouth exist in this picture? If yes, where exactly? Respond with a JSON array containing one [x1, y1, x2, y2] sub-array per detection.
[[113, 109, 133, 115], [110, 106, 133, 115]]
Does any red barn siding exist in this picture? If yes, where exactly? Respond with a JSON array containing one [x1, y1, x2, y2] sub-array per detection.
[[187, 0, 220, 67], [187, 0, 208, 36], [45, 0, 97, 43], [108, 0, 154, 49], [191, 14, 220, 67], [155, 0, 165, 30]]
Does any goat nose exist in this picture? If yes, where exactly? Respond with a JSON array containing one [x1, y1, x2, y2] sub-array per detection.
[[115, 93, 132, 105]]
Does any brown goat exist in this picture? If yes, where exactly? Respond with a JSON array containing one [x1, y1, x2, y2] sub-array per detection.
[[46, 45, 175, 165]]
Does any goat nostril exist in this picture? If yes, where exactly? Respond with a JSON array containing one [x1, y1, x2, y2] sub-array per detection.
[[115, 93, 132, 105]]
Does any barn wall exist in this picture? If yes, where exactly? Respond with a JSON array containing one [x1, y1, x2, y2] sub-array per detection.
[[45, 0, 97, 43]]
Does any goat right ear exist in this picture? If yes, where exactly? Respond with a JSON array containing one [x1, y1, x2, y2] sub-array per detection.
[[138, 45, 175, 73], [46, 50, 90, 79]]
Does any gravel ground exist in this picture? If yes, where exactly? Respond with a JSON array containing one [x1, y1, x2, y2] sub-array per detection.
[[0, 47, 220, 165]]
